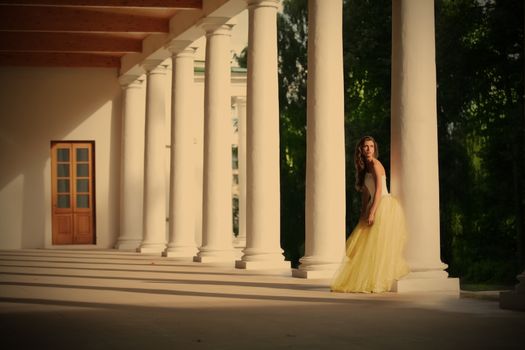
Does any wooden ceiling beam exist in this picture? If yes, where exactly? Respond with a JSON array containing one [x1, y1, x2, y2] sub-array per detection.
[[0, 52, 121, 68], [0, 32, 142, 53], [0, 0, 202, 8], [0, 6, 169, 33]]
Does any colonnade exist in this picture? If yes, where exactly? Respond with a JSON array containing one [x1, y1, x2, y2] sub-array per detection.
[[115, 0, 459, 292], [116, 0, 287, 269]]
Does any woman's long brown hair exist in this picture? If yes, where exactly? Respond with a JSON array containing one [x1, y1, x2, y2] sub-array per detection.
[[354, 136, 379, 192]]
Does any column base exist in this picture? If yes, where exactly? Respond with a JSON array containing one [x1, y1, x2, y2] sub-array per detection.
[[392, 274, 460, 293], [292, 268, 336, 279], [162, 246, 198, 259], [235, 259, 290, 270], [293, 255, 342, 279], [137, 243, 166, 254], [236, 248, 290, 270], [114, 238, 142, 251], [193, 249, 236, 263]]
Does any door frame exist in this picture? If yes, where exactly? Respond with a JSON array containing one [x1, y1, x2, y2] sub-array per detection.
[[50, 141, 96, 245]]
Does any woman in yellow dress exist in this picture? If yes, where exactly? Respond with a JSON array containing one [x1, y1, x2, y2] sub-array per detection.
[[331, 136, 409, 293]]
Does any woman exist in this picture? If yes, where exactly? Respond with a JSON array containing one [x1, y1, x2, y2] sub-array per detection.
[[331, 136, 409, 293]]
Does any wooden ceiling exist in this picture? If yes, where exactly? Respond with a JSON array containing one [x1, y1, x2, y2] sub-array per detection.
[[0, 0, 203, 68]]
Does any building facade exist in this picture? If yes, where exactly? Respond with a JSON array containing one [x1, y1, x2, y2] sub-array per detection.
[[2, 0, 523, 307]]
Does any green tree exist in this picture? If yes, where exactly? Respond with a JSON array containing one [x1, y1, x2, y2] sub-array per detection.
[[277, 0, 308, 265], [436, 0, 524, 284]]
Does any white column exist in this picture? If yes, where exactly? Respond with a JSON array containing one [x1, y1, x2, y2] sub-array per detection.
[[235, 0, 289, 270], [390, 0, 458, 292], [138, 59, 168, 254], [163, 43, 198, 259], [115, 74, 146, 250], [233, 96, 247, 250], [500, 270, 525, 311], [293, 0, 346, 278], [194, 19, 236, 263]]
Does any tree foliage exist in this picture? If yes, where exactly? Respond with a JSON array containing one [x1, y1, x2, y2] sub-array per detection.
[[277, 0, 308, 265], [436, 0, 524, 283]]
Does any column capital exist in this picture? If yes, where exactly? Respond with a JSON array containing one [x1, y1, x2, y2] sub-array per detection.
[[119, 74, 145, 89], [142, 59, 168, 75], [197, 17, 235, 36], [246, 0, 280, 9], [165, 40, 195, 55], [173, 47, 197, 60]]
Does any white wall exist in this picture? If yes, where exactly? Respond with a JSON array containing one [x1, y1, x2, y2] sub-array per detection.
[[0, 67, 122, 249]]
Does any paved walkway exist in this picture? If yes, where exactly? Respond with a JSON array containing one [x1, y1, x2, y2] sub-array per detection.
[[0, 249, 523, 349]]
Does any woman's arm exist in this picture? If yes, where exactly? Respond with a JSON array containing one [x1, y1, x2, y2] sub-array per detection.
[[367, 160, 384, 225]]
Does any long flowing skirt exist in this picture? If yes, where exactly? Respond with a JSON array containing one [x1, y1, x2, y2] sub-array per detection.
[[330, 195, 409, 293]]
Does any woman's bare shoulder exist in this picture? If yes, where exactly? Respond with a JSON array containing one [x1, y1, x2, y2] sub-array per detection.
[[372, 159, 386, 177]]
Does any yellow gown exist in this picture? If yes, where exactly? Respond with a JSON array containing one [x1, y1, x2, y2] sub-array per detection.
[[331, 173, 409, 293]]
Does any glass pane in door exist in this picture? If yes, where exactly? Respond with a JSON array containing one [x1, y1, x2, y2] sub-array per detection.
[[57, 195, 70, 208], [77, 148, 89, 162], [77, 195, 89, 208], [57, 179, 70, 193], [57, 149, 70, 162], [77, 179, 89, 192], [77, 164, 89, 177], [58, 164, 70, 177]]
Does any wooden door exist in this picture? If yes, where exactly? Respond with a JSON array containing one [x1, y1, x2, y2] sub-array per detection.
[[51, 142, 95, 244]]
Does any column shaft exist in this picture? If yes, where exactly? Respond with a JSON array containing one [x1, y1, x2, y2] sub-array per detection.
[[116, 76, 145, 250], [236, 0, 289, 270], [138, 61, 168, 254], [164, 46, 198, 258], [194, 22, 235, 263], [293, 0, 346, 278], [390, 0, 458, 292]]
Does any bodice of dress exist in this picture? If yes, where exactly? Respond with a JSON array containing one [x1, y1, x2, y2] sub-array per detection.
[[364, 173, 389, 199]]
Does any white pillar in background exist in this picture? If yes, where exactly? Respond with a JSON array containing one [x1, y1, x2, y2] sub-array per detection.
[[164, 43, 198, 259], [115, 75, 145, 250], [233, 96, 247, 249], [390, 0, 458, 292], [194, 19, 236, 263], [138, 59, 168, 254], [293, 0, 346, 278], [235, 0, 289, 270]]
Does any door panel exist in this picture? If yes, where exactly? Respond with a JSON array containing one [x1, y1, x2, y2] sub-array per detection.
[[54, 214, 74, 244], [75, 214, 93, 244], [51, 142, 95, 245]]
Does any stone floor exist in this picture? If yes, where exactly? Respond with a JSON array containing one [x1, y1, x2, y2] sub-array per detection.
[[0, 249, 523, 349]]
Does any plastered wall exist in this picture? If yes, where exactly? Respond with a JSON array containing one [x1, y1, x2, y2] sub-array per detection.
[[0, 67, 122, 249]]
